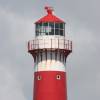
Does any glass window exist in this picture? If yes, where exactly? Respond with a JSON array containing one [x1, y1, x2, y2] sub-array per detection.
[[36, 23, 42, 36], [49, 28, 54, 35], [49, 22, 54, 35], [60, 23, 64, 29], [45, 26, 49, 35], [56, 75, 61, 80], [37, 75, 42, 80], [45, 32, 48, 35], [43, 22, 48, 26], [46, 26, 52, 33], [49, 22, 54, 28], [55, 29, 59, 35], [35, 22, 65, 36], [60, 30, 63, 36], [55, 23, 59, 28], [36, 31, 39, 36]]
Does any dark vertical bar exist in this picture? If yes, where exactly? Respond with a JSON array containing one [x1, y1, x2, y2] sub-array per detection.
[[51, 39, 52, 60], [55, 50, 57, 60], [58, 38, 59, 61], [60, 51, 61, 61], [37, 49, 39, 63], [64, 23, 65, 37], [33, 40, 34, 49], [51, 38, 52, 49], [71, 41, 72, 50], [40, 50, 42, 61], [35, 55, 37, 65], [64, 38, 65, 49], [38, 39, 39, 49], [36, 55, 38, 71], [34, 55, 36, 62], [44, 39, 45, 49], [46, 49, 47, 61], [63, 51, 64, 62], [68, 40, 69, 50], [34, 39, 36, 49], [58, 38, 59, 49], [64, 56, 66, 63], [28, 41, 29, 51], [54, 22, 55, 35]]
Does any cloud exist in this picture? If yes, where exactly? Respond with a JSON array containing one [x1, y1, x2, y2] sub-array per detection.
[[0, 63, 27, 100], [0, 0, 100, 100], [0, 6, 34, 100]]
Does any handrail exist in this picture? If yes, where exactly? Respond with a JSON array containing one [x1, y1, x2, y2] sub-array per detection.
[[28, 38, 72, 51]]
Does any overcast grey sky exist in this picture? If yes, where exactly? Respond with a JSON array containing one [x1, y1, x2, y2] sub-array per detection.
[[0, 0, 100, 100]]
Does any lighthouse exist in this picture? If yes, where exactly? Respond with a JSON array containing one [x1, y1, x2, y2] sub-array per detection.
[[28, 6, 72, 100]]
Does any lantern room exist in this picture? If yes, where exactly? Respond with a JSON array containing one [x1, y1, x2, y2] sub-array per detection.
[[35, 7, 65, 36]]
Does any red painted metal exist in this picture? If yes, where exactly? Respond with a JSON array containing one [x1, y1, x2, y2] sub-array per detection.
[[45, 6, 54, 15], [35, 14, 64, 23], [33, 71, 67, 100], [35, 7, 64, 23]]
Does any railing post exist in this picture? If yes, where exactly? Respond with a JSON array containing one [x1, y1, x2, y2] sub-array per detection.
[[33, 40, 34, 49], [68, 40, 69, 50], [64, 38, 65, 49], [38, 39, 39, 49], [71, 41, 72, 51], [28, 41, 30, 51], [58, 38, 59, 49], [44, 39, 45, 49]]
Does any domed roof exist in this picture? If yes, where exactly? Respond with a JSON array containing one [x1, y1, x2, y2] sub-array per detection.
[[35, 6, 65, 23]]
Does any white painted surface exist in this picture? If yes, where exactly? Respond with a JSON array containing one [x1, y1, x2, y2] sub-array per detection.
[[29, 36, 70, 72], [28, 35, 72, 50], [34, 60, 65, 72], [34, 52, 66, 72]]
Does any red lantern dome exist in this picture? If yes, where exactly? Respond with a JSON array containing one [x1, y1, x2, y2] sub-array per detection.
[[35, 6, 65, 23]]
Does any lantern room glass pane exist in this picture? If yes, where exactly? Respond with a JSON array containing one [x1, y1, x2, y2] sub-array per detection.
[[55, 23, 59, 28], [43, 22, 48, 35], [36, 23, 42, 36], [49, 23, 54, 28], [49, 28, 54, 35], [60, 23, 64, 29], [49, 22, 54, 35], [43, 22, 48, 26], [35, 22, 65, 36], [60, 30, 63, 36], [55, 29, 59, 35]]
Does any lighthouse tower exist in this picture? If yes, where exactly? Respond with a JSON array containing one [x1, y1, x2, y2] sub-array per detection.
[[28, 6, 72, 100]]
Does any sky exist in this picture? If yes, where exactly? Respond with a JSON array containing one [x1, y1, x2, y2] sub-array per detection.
[[0, 0, 100, 100]]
